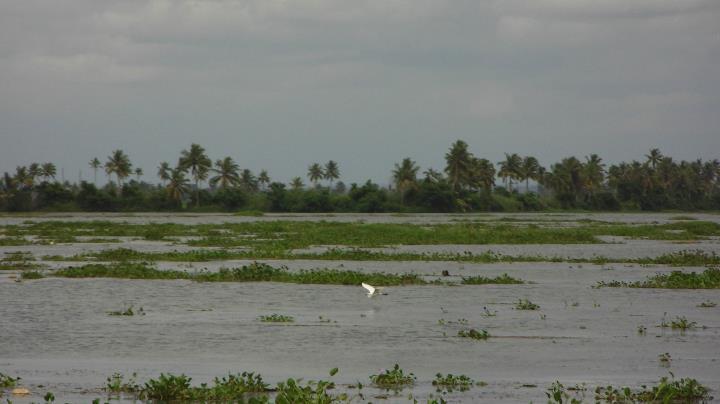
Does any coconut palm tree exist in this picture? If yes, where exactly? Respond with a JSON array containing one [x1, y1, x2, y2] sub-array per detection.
[[28, 163, 41, 184], [307, 163, 323, 186], [583, 154, 606, 197], [210, 157, 240, 189], [166, 168, 190, 207], [258, 170, 270, 191], [105, 150, 132, 195], [89, 158, 101, 185], [392, 158, 419, 205], [519, 156, 540, 192], [41, 163, 57, 182], [290, 177, 304, 190], [498, 153, 522, 192], [134, 168, 143, 182], [645, 148, 663, 170], [324, 161, 340, 188], [239, 169, 258, 192], [13, 166, 33, 190], [157, 162, 171, 186], [470, 158, 496, 192], [445, 140, 471, 192], [178, 143, 211, 207]]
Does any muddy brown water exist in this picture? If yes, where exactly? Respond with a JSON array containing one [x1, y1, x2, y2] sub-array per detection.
[[1, 213, 719, 402]]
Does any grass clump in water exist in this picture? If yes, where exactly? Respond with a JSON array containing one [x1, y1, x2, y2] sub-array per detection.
[[660, 316, 698, 330], [369, 364, 415, 390], [594, 375, 710, 403], [107, 306, 145, 316], [21, 270, 44, 280], [697, 300, 716, 308], [139, 372, 270, 402], [0, 372, 20, 388], [457, 329, 490, 340], [461, 273, 524, 285], [432, 373, 475, 393], [258, 314, 294, 323], [597, 267, 720, 289], [105, 372, 140, 394], [515, 298, 540, 310]]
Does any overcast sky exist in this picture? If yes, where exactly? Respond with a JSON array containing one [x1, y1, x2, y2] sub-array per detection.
[[1, 0, 719, 185]]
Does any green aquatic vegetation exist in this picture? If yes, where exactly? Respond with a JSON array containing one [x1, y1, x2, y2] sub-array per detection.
[[0, 372, 20, 388], [461, 273, 524, 285], [107, 306, 145, 316], [658, 353, 672, 366], [594, 375, 710, 403], [637, 325, 647, 335], [258, 314, 294, 323], [432, 373, 475, 393], [457, 329, 489, 340], [697, 300, 716, 308], [515, 298, 540, 310], [369, 364, 416, 390], [52, 262, 427, 286], [660, 316, 698, 330], [597, 267, 720, 289], [669, 215, 698, 221], [546, 381, 584, 404], [21, 270, 44, 279], [106, 372, 140, 394]]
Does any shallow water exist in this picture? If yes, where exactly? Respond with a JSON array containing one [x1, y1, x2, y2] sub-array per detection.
[[1, 213, 719, 402]]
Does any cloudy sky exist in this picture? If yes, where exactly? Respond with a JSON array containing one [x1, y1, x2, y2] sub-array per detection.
[[1, 0, 719, 185]]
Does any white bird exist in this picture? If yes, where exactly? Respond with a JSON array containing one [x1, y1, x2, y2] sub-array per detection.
[[361, 282, 386, 297]]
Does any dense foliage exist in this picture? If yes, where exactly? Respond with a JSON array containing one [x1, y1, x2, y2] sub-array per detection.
[[2, 142, 718, 212]]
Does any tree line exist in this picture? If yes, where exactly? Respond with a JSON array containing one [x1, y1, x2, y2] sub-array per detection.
[[2, 141, 719, 212]]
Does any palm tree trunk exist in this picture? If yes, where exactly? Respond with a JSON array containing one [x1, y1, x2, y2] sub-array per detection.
[[195, 179, 200, 208]]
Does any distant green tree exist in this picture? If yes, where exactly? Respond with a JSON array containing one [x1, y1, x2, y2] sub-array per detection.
[[498, 153, 522, 192], [89, 158, 101, 185], [392, 157, 419, 205], [258, 170, 270, 190], [519, 156, 540, 192], [157, 162, 171, 186], [104, 150, 132, 195], [324, 160, 340, 188], [178, 143, 211, 207], [210, 157, 240, 189], [308, 163, 323, 186], [445, 140, 472, 192], [290, 177, 304, 190], [166, 168, 190, 207], [134, 167, 143, 182], [41, 162, 57, 182], [239, 169, 258, 192]]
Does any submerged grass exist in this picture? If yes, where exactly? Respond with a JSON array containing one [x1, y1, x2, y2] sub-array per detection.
[[461, 273, 524, 285], [51, 262, 426, 286], [597, 267, 720, 289]]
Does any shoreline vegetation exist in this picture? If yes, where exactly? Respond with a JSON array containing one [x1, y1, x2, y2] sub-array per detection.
[[2, 142, 719, 214]]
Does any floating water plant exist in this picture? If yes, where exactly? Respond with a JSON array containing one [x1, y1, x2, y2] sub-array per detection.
[[0, 372, 20, 388], [637, 325, 647, 335], [546, 381, 584, 404], [107, 306, 145, 316], [697, 300, 717, 308], [105, 372, 140, 394], [660, 316, 698, 330], [457, 329, 489, 340], [594, 375, 710, 403], [20, 270, 44, 280], [369, 364, 415, 390], [658, 353, 671, 367], [432, 373, 475, 393], [460, 273, 524, 285], [258, 314, 294, 323], [515, 298, 540, 310], [597, 267, 720, 289]]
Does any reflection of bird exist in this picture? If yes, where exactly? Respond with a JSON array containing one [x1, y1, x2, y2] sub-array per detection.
[[361, 282, 386, 297]]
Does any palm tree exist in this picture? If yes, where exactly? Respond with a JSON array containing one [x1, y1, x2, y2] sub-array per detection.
[[324, 161, 340, 188], [14, 166, 33, 190], [392, 158, 420, 204], [157, 162, 171, 186], [239, 169, 258, 192], [210, 157, 240, 189], [470, 158, 496, 192], [28, 163, 41, 183], [178, 143, 211, 207], [423, 168, 444, 183], [166, 168, 190, 207], [134, 168, 143, 182], [258, 170, 270, 191], [583, 154, 606, 197], [519, 156, 540, 192], [445, 140, 471, 192], [105, 150, 132, 195], [89, 158, 101, 185], [645, 148, 663, 170], [41, 163, 57, 182], [307, 163, 323, 186], [290, 177, 304, 190], [498, 153, 522, 192]]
